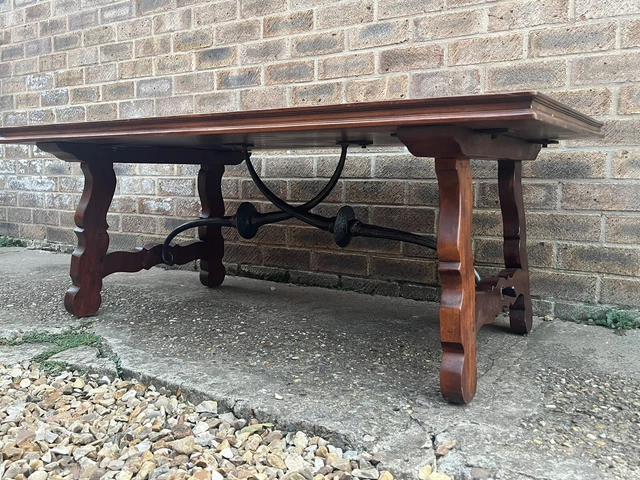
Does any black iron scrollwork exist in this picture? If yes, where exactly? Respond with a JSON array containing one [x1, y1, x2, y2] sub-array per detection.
[[162, 143, 481, 282]]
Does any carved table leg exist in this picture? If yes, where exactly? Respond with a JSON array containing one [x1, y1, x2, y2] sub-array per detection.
[[65, 161, 116, 317], [498, 160, 533, 334], [198, 163, 226, 287], [435, 157, 477, 404]]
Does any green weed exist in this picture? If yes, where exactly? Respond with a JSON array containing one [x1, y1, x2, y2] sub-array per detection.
[[0, 236, 27, 247], [571, 309, 640, 330]]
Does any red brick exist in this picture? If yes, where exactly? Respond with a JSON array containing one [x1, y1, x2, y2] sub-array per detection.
[[346, 180, 404, 205], [263, 247, 311, 270], [371, 256, 438, 284]]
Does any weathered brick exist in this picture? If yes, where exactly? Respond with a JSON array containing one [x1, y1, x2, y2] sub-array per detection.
[[194, 91, 238, 113], [263, 247, 311, 270], [530, 270, 597, 303], [261, 157, 314, 178], [291, 82, 342, 106], [87, 103, 117, 121], [240, 86, 288, 110], [262, 58, 312, 85], [196, 46, 236, 69], [2, 44, 23, 61], [15, 93, 39, 109], [100, 42, 133, 62], [68, 48, 98, 68], [3, 112, 28, 126], [240, 39, 288, 65], [606, 215, 640, 244], [374, 154, 434, 179], [346, 75, 408, 103], [292, 31, 343, 58], [371, 206, 435, 234], [25, 38, 51, 58], [371, 256, 438, 283], [346, 180, 404, 205], [264, 11, 313, 37], [25, 2, 51, 21], [378, 0, 444, 19], [316, 0, 373, 29], [7, 207, 32, 223], [527, 212, 601, 241], [530, 23, 615, 57], [155, 54, 193, 74], [27, 73, 54, 91], [86, 64, 118, 84], [158, 178, 196, 196], [70, 86, 100, 104], [153, 9, 192, 34], [174, 72, 215, 94], [317, 154, 371, 178], [193, 1, 237, 26], [119, 18, 153, 41], [414, 10, 483, 41], [612, 149, 640, 179], [56, 106, 85, 123], [406, 181, 439, 207], [450, 34, 523, 66], [475, 239, 554, 268], [523, 150, 607, 179], [40, 18, 67, 36], [379, 45, 443, 72], [487, 61, 566, 92], [478, 182, 558, 210], [546, 88, 612, 116], [84, 26, 117, 47], [621, 19, 640, 48], [563, 183, 640, 211], [136, 77, 173, 97], [411, 69, 481, 98], [33, 209, 59, 226], [41, 89, 70, 107], [102, 81, 135, 101], [488, 0, 568, 31], [575, 0, 640, 19], [173, 29, 213, 52], [118, 99, 154, 119], [216, 19, 261, 44], [18, 192, 44, 208], [241, 0, 286, 17], [286, 179, 342, 204], [119, 59, 153, 79], [313, 251, 368, 276], [241, 179, 286, 200], [0, 191, 18, 206], [14, 58, 38, 75], [349, 20, 408, 50], [559, 244, 640, 275], [318, 53, 374, 80], [100, 2, 133, 23], [68, 11, 98, 31], [216, 67, 261, 89], [55, 69, 84, 88], [572, 53, 640, 85], [225, 243, 264, 265], [122, 214, 156, 233], [600, 278, 640, 308], [136, 0, 172, 15], [618, 85, 640, 114], [134, 35, 171, 58]]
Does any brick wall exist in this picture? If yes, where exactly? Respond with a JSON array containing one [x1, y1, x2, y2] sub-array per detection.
[[1, 0, 639, 317]]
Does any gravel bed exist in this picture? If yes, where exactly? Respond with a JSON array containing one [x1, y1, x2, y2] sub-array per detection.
[[0, 362, 450, 480]]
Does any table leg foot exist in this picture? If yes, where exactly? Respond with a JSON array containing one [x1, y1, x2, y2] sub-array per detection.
[[498, 160, 533, 334], [65, 162, 116, 317], [436, 158, 477, 404], [198, 163, 226, 288]]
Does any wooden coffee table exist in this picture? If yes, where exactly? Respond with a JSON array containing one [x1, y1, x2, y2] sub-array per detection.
[[0, 91, 602, 403]]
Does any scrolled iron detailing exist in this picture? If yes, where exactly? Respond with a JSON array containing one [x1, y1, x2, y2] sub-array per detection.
[[161, 143, 481, 282]]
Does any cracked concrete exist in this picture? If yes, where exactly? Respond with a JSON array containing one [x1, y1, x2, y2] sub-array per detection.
[[1, 248, 639, 480]]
